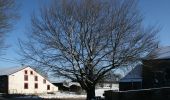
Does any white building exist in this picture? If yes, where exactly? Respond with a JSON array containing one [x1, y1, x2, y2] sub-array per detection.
[[0, 66, 58, 94]]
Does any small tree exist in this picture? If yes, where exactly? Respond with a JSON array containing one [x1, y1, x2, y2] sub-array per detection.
[[19, 0, 158, 99], [0, 0, 18, 55]]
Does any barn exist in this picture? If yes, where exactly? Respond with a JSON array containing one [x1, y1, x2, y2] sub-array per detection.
[[119, 46, 170, 91], [142, 46, 170, 88], [119, 64, 142, 91], [0, 66, 58, 94]]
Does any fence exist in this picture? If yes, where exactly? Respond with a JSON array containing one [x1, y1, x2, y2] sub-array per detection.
[[104, 87, 170, 100]]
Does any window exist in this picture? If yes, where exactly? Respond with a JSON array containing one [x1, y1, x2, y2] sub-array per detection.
[[47, 85, 50, 90], [35, 83, 38, 89], [30, 71, 33, 75], [24, 75, 28, 81], [24, 83, 28, 89], [43, 79, 46, 84], [35, 76, 38, 81], [24, 70, 27, 74], [165, 68, 170, 81]]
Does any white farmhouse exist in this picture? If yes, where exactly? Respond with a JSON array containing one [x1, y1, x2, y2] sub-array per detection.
[[0, 66, 58, 94]]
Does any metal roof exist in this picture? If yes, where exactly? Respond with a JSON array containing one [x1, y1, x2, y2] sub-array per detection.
[[146, 46, 170, 60], [119, 64, 142, 82], [0, 66, 28, 76]]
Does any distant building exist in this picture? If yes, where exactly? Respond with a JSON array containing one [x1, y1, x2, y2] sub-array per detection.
[[97, 81, 119, 89], [53, 82, 69, 91], [53, 81, 82, 92], [0, 66, 58, 94]]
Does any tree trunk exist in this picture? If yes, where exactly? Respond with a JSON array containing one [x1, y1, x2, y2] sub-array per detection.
[[86, 85, 95, 100]]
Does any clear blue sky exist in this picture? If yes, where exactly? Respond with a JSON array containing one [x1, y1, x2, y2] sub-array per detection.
[[0, 0, 170, 67]]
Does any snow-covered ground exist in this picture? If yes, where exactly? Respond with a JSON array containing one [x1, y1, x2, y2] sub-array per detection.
[[15, 85, 119, 99], [95, 87, 118, 97], [38, 85, 118, 99], [39, 92, 86, 99]]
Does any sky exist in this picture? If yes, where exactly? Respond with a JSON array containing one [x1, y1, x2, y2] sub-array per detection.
[[0, 0, 170, 68]]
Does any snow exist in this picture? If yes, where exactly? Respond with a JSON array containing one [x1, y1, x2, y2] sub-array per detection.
[[63, 82, 81, 87], [38, 85, 118, 99], [28, 86, 118, 99], [95, 87, 118, 97], [38, 92, 86, 99], [15, 92, 86, 99], [38, 88, 119, 99], [15, 84, 118, 99]]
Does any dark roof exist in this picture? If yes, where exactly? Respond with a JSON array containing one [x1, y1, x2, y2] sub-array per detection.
[[0, 66, 28, 76], [98, 81, 118, 84], [120, 64, 142, 82], [145, 46, 170, 60]]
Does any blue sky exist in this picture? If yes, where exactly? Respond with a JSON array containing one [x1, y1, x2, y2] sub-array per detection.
[[139, 0, 170, 46], [0, 0, 170, 67]]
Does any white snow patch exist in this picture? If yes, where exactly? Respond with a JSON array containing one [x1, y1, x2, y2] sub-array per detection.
[[95, 87, 118, 97], [39, 92, 86, 99]]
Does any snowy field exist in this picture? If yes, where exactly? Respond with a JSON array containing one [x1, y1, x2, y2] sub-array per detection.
[[38, 87, 118, 99], [39, 92, 86, 99], [15, 84, 119, 99], [39, 84, 118, 99]]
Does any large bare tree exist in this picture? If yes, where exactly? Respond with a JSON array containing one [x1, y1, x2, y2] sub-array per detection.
[[19, 0, 158, 99], [0, 0, 18, 55]]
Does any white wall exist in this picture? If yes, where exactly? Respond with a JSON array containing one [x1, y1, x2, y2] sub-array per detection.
[[8, 67, 58, 94]]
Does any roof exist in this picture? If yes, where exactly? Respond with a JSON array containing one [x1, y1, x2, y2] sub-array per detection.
[[145, 46, 170, 60], [0, 66, 28, 76], [119, 64, 142, 82], [67, 82, 80, 87], [98, 81, 118, 84], [52, 81, 80, 87], [0, 66, 56, 84]]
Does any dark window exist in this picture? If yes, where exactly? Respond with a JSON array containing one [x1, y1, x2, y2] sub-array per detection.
[[24, 83, 28, 89], [24, 70, 27, 74], [24, 75, 28, 81], [35, 83, 38, 89], [165, 68, 170, 81], [43, 79, 46, 84], [47, 85, 50, 90], [35, 76, 38, 81], [30, 71, 33, 75]]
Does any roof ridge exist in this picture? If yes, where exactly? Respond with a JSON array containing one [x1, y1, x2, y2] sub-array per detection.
[[0, 66, 28, 76], [146, 46, 170, 60]]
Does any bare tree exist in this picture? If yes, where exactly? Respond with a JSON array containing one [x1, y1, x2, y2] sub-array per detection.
[[0, 0, 18, 55], [19, 0, 158, 99]]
